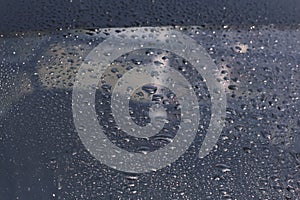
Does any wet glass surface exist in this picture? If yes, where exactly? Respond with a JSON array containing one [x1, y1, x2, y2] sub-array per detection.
[[1, 0, 300, 197], [0, 25, 299, 199]]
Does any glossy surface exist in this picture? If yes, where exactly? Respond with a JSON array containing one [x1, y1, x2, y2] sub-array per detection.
[[0, 26, 299, 199]]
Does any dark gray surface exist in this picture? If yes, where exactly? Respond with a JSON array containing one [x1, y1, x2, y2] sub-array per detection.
[[0, 0, 300, 33]]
